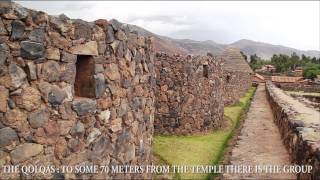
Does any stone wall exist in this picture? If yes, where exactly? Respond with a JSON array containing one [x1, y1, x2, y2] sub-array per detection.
[[0, 2, 155, 179], [154, 53, 224, 135], [223, 71, 252, 105], [266, 82, 320, 179], [275, 83, 320, 93]]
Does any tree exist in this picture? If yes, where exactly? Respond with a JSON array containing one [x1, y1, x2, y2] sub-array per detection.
[[290, 52, 299, 70], [303, 64, 320, 80], [240, 51, 247, 61]]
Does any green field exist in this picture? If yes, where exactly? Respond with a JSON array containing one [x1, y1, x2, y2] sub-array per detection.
[[154, 87, 257, 179]]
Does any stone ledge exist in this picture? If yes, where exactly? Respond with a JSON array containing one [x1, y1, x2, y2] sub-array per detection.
[[266, 81, 320, 179]]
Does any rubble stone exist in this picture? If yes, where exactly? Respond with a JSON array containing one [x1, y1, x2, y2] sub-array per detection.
[[0, 85, 8, 112], [0, 127, 19, 148], [20, 41, 44, 60], [10, 20, 24, 40], [72, 99, 96, 116], [28, 108, 49, 128], [10, 143, 43, 164]]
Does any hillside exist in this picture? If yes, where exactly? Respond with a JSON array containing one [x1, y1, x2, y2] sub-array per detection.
[[230, 39, 320, 60], [127, 24, 319, 60]]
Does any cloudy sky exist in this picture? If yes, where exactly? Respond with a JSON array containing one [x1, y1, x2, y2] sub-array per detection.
[[18, 1, 320, 51]]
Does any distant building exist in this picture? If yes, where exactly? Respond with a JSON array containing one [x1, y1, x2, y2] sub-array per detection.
[[221, 48, 253, 105], [256, 64, 276, 73], [252, 73, 265, 85], [271, 76, 303, 84]]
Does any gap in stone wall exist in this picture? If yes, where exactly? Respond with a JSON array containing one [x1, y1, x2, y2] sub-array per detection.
[[74, 55, 95, 98]]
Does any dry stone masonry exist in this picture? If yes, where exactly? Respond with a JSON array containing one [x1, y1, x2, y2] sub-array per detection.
[[221, 48, 253, 105], [266, 82, 320, 179], [0, 2, 155, 179], [154, 53, 224, 135]]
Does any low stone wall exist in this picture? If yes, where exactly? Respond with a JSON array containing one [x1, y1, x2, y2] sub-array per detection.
[[0, 2, 154, 179], [276, 83, 320, 93], [154, 53, 224, 135], [266, 82, 320, 179], [223, 71, 252, 105]]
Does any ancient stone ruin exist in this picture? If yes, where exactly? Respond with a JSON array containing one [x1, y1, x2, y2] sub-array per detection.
[[266, 82, 320, 179], [0, 1, 257, 179], [0, 2, 154, 179], [154, 53, 224, 135], [221, 48, 253, 105]]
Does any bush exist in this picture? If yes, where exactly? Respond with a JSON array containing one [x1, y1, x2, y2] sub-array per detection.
[[303, 65, 320, 80]]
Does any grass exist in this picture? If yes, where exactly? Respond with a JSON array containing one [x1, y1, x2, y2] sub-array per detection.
[[153, 87, 257, 180]]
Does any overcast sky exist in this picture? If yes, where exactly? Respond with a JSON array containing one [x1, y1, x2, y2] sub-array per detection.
[[17, 1, 320, 51]]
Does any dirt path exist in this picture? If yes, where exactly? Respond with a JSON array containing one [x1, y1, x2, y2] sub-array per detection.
[[223, 84, 296, 179]]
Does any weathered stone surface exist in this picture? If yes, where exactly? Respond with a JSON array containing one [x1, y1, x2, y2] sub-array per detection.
[[0, 127, 19, 148], [98, 109, 111, 124], [69, 41, 98, 55], [72, 99, 96, 116], [92, 136, 112, 156], [70, 122, 85, 136], [95, 19, 108, 29], [109, 19, 121, 31], [74, 19, 92, 40], [0, 86, 8, 112], [54, 138, 67, 159], [10, 143, 43, 164], [49, 32, 70, 49], [86, 128, 101, 144], [4, 108, 27, 126], [115, 30, 126, 41], [18, 86, 41, 111], [0, 18, 8, 35], [61, 51, 76, 63], [60, 62, 76, 84], [37, 80, 51, 102], [20, 41, 44, 60], [25, 61, 37, 80], [28, 28, 45, 43], [28, 108, 49, 128], [49, 15, 72, 34], [94, 73, 105, 98], [10, 20, 25, 40], [41, 60, 60, 82], [105, 63, 121, 81], [57, 120, 73, 135], [8, 63, 26, 89], [110, 118, 122, 132], [106, 25, 115, 43], [46, 47, 60, 60], [48, 85, 67, 105]]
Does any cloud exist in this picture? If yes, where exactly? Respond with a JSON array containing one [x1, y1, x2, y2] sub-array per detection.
[[17, 1, 319, 51]]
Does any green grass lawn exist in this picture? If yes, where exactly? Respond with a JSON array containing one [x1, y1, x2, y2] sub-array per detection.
[[153, 87, 257, 179]]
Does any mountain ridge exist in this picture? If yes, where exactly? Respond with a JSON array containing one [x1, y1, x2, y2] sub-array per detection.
[[127, 23, 319, 60]]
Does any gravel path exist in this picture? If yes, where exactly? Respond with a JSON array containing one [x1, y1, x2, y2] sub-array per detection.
[[223, 84, 296, 179]]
